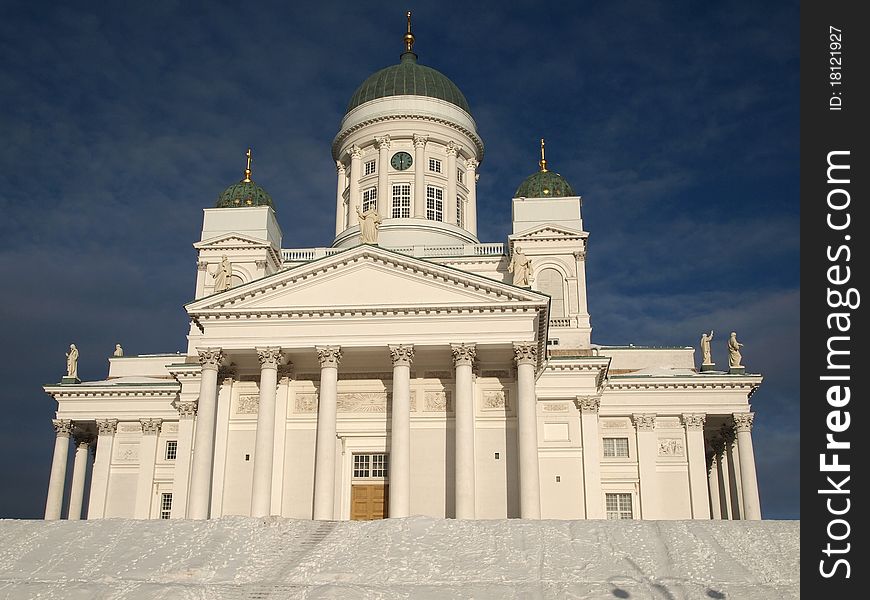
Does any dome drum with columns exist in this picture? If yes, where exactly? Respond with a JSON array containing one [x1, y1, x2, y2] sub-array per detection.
[[41, 15, 765, 525]]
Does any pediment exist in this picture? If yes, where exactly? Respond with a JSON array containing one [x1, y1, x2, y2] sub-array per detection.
[[511, 224, 586, 241], [186, 245, 550, 315], [194, 232, 274, 250]]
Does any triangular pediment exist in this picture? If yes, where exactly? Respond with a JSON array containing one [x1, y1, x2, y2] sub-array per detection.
[[186, 245, 549, 315], [511, 224, 587, 240], [193, 232, 274, 250]]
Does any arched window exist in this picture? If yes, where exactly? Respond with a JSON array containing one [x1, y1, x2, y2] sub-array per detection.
[[537, 268, 565, 318]]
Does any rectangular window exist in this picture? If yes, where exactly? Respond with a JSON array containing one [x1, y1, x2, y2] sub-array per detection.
[[457, 169, 465, 184], [426, 185, 444, 221], [353, 453, 389, 479], [603, 437, 629, 458], [165, 440, 178, 460], [364, 160, 376, 176], [160, 493, 173, 519], [362, 187, 378, 212], [605, 493, 633, 520], [456, 195, 465, 228], [392, 183, 411, 218], [428, 158, 442, 173]]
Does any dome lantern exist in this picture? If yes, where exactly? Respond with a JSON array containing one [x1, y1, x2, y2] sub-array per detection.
[[215, 148, 274, 209]]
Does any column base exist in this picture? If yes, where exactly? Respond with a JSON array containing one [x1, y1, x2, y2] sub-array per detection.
[[61, 376, 81, 384], [729, 366, 746, 375]]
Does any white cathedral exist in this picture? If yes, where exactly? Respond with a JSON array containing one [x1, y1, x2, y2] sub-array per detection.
[[43, 21, 763, 524]]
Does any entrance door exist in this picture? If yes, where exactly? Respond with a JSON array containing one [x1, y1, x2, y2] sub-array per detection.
[[351, 484, 389, 520], [350, 452, 389, 520]]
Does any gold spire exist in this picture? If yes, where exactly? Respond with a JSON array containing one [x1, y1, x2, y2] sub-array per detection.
[[539, 138, 548, 172], [243, 148, 252, 182], [403, 11, 415, 53]]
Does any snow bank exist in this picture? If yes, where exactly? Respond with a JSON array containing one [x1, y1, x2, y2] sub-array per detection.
[[0, 517, 798, 599]]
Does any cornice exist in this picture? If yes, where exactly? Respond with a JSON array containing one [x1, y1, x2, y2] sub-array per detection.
[[191, 303, 543, 321], [604, 379, 761, 393], [44, 387, 180, 400]]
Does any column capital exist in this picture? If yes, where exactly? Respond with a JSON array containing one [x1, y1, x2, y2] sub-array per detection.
[[256, 346, 284, 370], [197, 260, 208, 271], [255, 259, 268, 270], [350, 144, 363, 159], [445, 141, 462, 156], [175, 401, 198, 419], [389, 344, 415, 367], [412, 133, 429, 148], [197, 348, 224, 371], [451, 343, 477, 367], [316, 346, 342, 368], [375, 135, 391, 150], [140, 418, 163, 435], [574, 395, 600, 413], [512, 342, 537, 366], [52, 419, 73, 437], [682, 413, 706, 430], [96, 418, 118, 435], [732, 412, 755, 433], [572, 249, 586, 261], [335, 160, 346, 174], [464, 157, 479, 171], [632, 413, 657, 430]]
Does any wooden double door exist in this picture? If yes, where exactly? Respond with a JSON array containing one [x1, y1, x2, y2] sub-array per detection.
[[351, 484, 389, 520]]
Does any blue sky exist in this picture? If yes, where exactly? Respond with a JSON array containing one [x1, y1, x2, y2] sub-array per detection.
[[0, 0, 799, 518]]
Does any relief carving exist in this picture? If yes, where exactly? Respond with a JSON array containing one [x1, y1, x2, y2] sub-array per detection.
[[424, 391, 452, 412], [658, 438, 685, 456], [237, 394, 260, 415]]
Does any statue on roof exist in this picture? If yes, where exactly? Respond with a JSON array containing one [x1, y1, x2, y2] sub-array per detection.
[[700, 330, 714, 365], [508, 246, 532, 287], [357, 206, 382, 245], [728, 332, 744, 368], [113, 344, 124, 357], [66, 344, 78, 379]]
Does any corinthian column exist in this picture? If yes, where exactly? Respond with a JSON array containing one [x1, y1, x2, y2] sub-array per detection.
[[683, 414, 710, 519], [335, 161, 347, 236], [711, 437, 731, 519], [707, 452, 722, 520], [633, 414, 658, 518], [188, 348, 223, 519], [313, 346, 341, 520], [465, 158, 479, 237], [45, 419, 73, 520], [170, 402, 196, 519], [445, 142, 460, 226], [251, 347, 283, 517], [67, 431, 93, 520], [375, 135, 391, 221], [349, 145, 363, 222], [514, 342, 541, 519], [389, 344, 414, 517], [134, 419, 162, 519], [576, 396, 603, 518], [413, 134, 428, 218], [451, 343, 476, 518], [88, 419, 118, 519], [733, 413, 762, 520]]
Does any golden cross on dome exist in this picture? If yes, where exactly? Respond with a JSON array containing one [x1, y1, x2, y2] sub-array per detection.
[[539, 138, 548, 172], [243, 148, 252, 182], [403, 11, 415, 53]]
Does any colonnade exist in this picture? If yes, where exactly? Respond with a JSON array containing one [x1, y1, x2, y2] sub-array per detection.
[[706, 413, 762, 520]]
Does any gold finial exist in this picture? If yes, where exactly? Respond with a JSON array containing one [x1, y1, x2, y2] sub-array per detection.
[[243, 148, 252, 182], [403, 11, 415, 53], [539, 138, 548, 172]]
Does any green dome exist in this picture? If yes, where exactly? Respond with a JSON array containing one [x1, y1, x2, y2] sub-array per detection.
[[216, 180, 274, 208], [346, 53, 471, 115], [515, 170, 576, 198]]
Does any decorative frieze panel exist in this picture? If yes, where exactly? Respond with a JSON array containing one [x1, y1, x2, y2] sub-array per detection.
[[424, 391, 452, 412], [542, 402, 569, 413], [236, 394, 260, 415], [337, 392, 388, 413], [482, 390, 509, 410], [118, 423, 142, 433], [658, 438, 685, 457], [480, 370, 510, 379], [601, 418, 631, 429], [655, 417, 681, 429], [424, 371, 453, 380], [115, 443, 139, 462], [295, 393, 318, 413], [162, 423, 179, 434]]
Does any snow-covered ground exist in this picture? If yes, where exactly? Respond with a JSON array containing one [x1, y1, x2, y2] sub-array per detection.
[[0, 517, 798, 599]]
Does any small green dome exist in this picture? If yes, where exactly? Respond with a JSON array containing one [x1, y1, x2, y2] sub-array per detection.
[[346, 53, 471, 115], [515, 170, 576, 198], [216, 180, 273, 208]]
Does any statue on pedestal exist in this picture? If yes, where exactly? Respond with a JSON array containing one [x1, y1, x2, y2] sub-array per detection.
[[66, 344, 79, 379], [508, 247, 532, 287], [728, 332, 744, 368], [357, 206, 382, 244], [213, 256, 232, 292], [700, 330, 714, 365], [113, 344, 124, 357]]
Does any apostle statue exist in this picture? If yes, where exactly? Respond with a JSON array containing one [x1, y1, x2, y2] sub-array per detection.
[[508, 246, 532, 287], [213, 256, 232, 292], [728, 332, 744, 367], [357, 206, 382, 245], [113, 343, 124, 357], [66, 344, 79, 379], [700, 330, 714, 365]]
